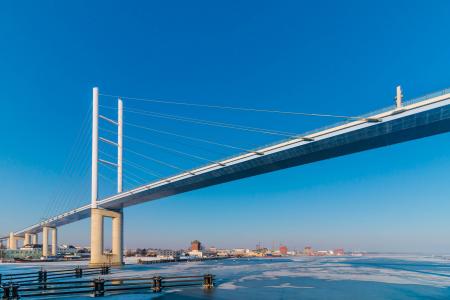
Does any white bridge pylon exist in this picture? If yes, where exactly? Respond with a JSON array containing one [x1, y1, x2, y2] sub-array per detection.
[[90, 87, 124, 266]]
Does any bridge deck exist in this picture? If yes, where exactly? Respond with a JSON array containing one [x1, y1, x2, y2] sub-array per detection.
[[9, 89, 450, 237]]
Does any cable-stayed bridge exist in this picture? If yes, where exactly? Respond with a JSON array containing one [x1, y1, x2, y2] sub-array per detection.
[[2, 86, 450, 265]]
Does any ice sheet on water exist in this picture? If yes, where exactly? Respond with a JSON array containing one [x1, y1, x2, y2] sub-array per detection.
[[3, 255, 450, 299]]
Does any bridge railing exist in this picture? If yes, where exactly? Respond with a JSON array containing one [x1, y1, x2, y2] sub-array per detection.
[[1, 274, 215, 298], [0, 266, 111, 285], [402, 88, 450, 107], [253, 86, 450, 153]]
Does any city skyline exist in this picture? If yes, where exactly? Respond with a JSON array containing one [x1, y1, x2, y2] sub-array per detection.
[[1, 1, 450, 253]]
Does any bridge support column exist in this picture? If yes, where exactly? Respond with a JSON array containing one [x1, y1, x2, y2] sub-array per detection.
[[42, 226, 49, 257], [51, 228, 58, 256], [112, 209, 123, 264], [8, 232, 17, 250], [31, 234, 38, 245], [90, 208, 123, 266], [24, 233, 31, 246]]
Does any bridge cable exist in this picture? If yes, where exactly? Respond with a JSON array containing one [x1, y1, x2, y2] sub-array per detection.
[[52, 125, 91, 217], [60, 144, 91, 214], [99, 93, 362, 120], [98, 172, 117, 187], [51, 113, 91, 217], [100, 161, 148, 190], [126, 147, 193, 174], [97, 172, 140, 198], [99, 149, 164, 179], [124, 121, 265, 155], [99, 105, 298, 137], [100, 127, 229, 166], [98, 162, 120, 196], [123, 176, 144, 190], [42, 105, 92, 219], [123, 171, 149, 186], [73, 174, 91, 210], [102, 111, 239, 159], [100, 142, 191, 179]]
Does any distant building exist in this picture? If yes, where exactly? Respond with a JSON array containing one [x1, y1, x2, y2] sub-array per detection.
[[157, 249, 175, 257], [20, 244, 42, 251], [75, 246, 90, 253], [316, 250, 329, 256], [254, 247, 269, 255], [146, 249, 158, 257], [156, 249, 184, 258], [59, 245, 77, 254], [304, 246, 313, 256], [216, 249, 233, 257], [125, 249, 135, 257], [279, 245, 288, 255], [191, 240, 201, 251], [188, 250, 203, 258], [233, 248, 246, 256], [334, 249, 345, 256]]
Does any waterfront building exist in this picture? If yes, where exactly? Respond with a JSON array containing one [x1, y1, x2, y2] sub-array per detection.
[[254, 247, 269, 256], [304, 246, 314, 256], [146, 249, 158, 257], [191, 240, 201, 251], [59, 245, 77, 255], [20, 244, 42, 251], [216, 249, 233, 257], [157, 249, 183, 258], [188, 250, 203, 258], [316, 250, 330, 256], [334, 249, 345, 256], [233, 248, 246, 256]]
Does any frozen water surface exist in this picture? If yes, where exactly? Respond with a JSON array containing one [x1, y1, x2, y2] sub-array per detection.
[[2, 255, 450, 299]]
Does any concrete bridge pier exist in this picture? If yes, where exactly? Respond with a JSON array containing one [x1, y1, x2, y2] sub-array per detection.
[[90, 208, 123, 266], [51, 227, 57, 256], [24, 233, 31, 246], [42, 227, 49, 256], [42, 227, 57, 257], [31, 234, 38, 245], [8, 232, 17, 250]]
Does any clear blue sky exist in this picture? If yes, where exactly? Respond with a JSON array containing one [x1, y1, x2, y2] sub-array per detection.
[[1, 0, 450, 252]]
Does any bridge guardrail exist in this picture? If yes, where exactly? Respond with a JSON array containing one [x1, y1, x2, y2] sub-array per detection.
[[0, 265, 110, 285], [255, 86, 450, 153], [1, 274, 214, 298]]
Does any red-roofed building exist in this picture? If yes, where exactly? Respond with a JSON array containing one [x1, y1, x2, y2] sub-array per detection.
[[279, 245, 288, 255]]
